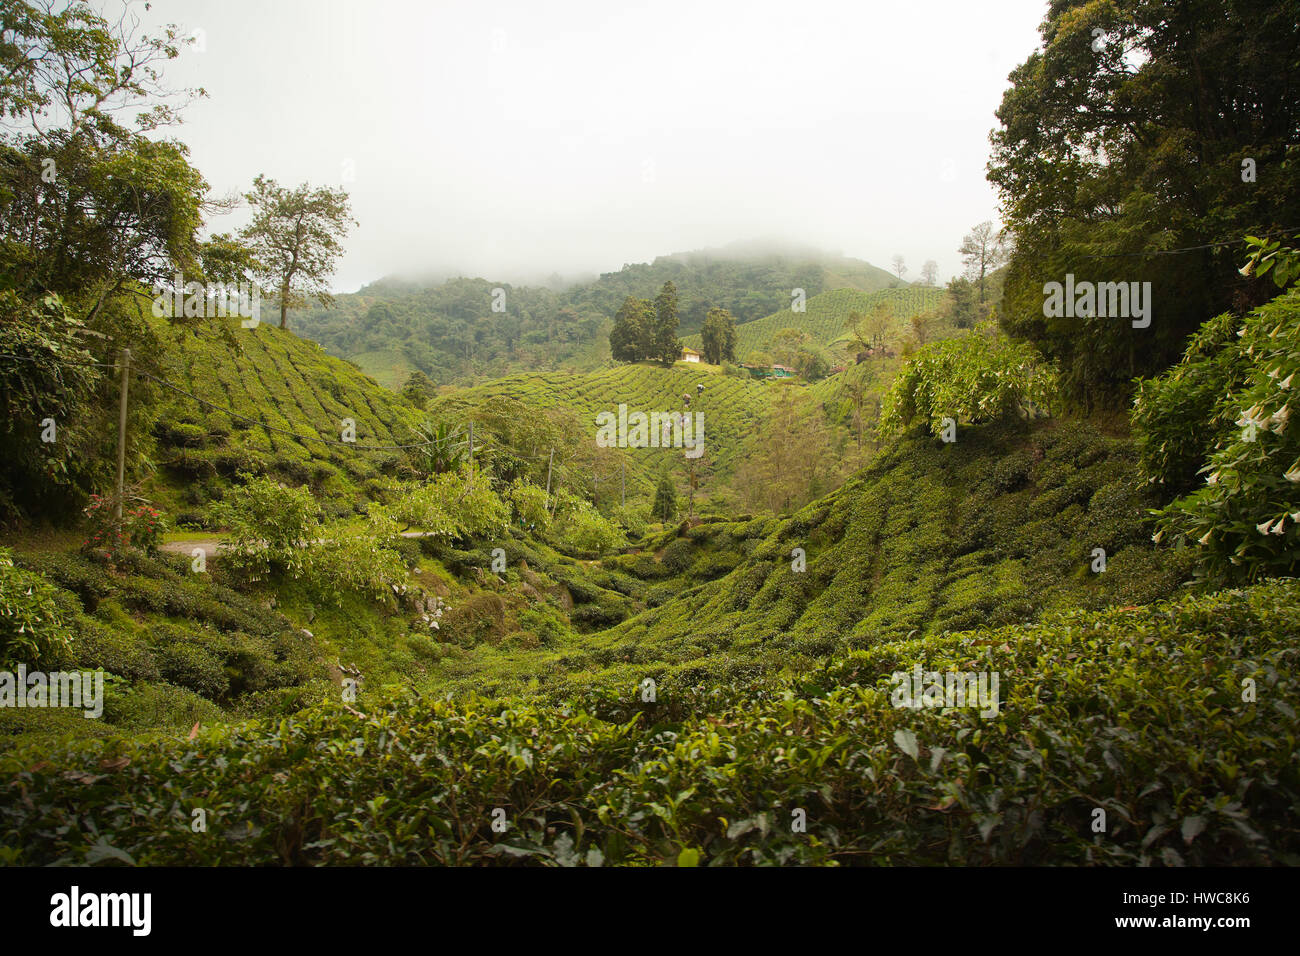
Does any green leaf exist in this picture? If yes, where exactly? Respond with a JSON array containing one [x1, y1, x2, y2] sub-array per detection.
[[894, 728, 919, 760], [676, 847, 700, 867]]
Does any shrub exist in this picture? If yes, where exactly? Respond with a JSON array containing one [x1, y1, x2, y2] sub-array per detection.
[[0, 549, 74, 668], [1141, 289, 1300, 583], [880, 326, 1057, 438]]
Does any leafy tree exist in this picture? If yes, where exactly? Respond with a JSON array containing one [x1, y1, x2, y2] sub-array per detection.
[[735, 391, 832, 513], [700, 307, 737, 364], [846, 301, 895, 355], [401, 370, 435, 409], [767, 326, 811, 368], [909, 309, 939, 346], [0, 1, 210, 521], [652, 471, 677, 522], [989, 0, 1300, 409], [958, 222, 1007, 309], [609, 295, 653, 362], [241, 176, 355, 329], [651, 281, 681, 366], [880, 327, 1058, 438], [946, 276, 979, 329], [794, 346, 830, 381]]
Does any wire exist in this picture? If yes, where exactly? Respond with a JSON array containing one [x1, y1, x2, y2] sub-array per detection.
[[1035, 227, 1300, 260]]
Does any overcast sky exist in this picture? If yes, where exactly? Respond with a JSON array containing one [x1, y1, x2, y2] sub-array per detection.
[[134, 0, 1047, 292]]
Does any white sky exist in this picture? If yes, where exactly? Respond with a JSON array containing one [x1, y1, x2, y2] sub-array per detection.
[[133, 0, 1047, 291]]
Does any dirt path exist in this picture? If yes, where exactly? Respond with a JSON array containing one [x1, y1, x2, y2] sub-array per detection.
[[159, 530, 438, 560]]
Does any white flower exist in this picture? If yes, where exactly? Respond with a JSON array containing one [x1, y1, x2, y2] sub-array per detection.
[[1197, 530, 1213, 546], [1280, 373, 1294, 390], [1271, 518, 1286, 535], [1285, 466, 1300, 483], [1152, 530, 1163, 543], [1257, 519, 1273, 534], [1207, 472, 1220, 485]]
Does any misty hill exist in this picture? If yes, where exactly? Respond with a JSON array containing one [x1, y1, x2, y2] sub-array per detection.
[[291, 244, 898, 388]]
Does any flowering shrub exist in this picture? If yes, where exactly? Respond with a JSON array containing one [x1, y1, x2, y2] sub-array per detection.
[[82, 495, 167, 563], [0, 548, 74, 668], [1141, 288, 1300, 582]]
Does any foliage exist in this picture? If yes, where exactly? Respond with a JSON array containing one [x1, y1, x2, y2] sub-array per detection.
[[0, 292, 100, 522], [2, 579, 1296, 865], [0, 547, 73, 668], [410, 420, 467, 476], [990, 0, 1300, 409], [210, 475, 405, 602], [81, 496, 166, 563], [240, 175, 355, 329], [609, 296, 654, 363], [1143, 289, 1300, 583], [373, 470, 510, 543], [880, 328, 1057, 438], [506, 479, 551, 531], [652, 472, 677, 522], [651, 281, 682, 367], [700, 307, 738, 364], [400, 370, 435, 408], [551, 490, 625, 554]]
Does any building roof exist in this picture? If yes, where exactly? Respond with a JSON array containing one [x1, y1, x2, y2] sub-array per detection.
[[680, 346, 701, 355]]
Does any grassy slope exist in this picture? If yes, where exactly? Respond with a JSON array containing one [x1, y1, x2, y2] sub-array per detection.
[[146, 320, 424, 523], [682, 286, 945, 362], [427, 362, 777, 495], [395, 418, 1196, 702]]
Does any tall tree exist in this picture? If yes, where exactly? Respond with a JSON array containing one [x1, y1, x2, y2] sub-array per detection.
[[891, 255, 908, 281], [652, 471, 677, 522], [946, 276, 979, 329], [958, 222, 1007, 309], [988, 0, 1300, 409], [920, 260, 939, 286], [241, 176, 355, 329], [700, 306, 737, 364], [609, 295, 653, 362], [651, 280, 681, 366]]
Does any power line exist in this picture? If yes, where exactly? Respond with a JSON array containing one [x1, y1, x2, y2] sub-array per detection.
[[1032, 227, 1300, 260]]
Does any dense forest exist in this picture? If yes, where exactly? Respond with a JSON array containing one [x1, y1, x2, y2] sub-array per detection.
[[291, 245, 897, 387]]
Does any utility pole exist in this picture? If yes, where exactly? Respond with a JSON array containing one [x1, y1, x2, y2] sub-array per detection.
[[115, 348, 130, 521]]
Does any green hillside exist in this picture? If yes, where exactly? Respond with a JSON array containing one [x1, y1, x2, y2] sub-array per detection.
[[427, 363, 777, 499], [683, 286, 945, 363], [292, 246, 898, 388], [144, 320, 424, 525], [385, 418, 1194, 702]]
